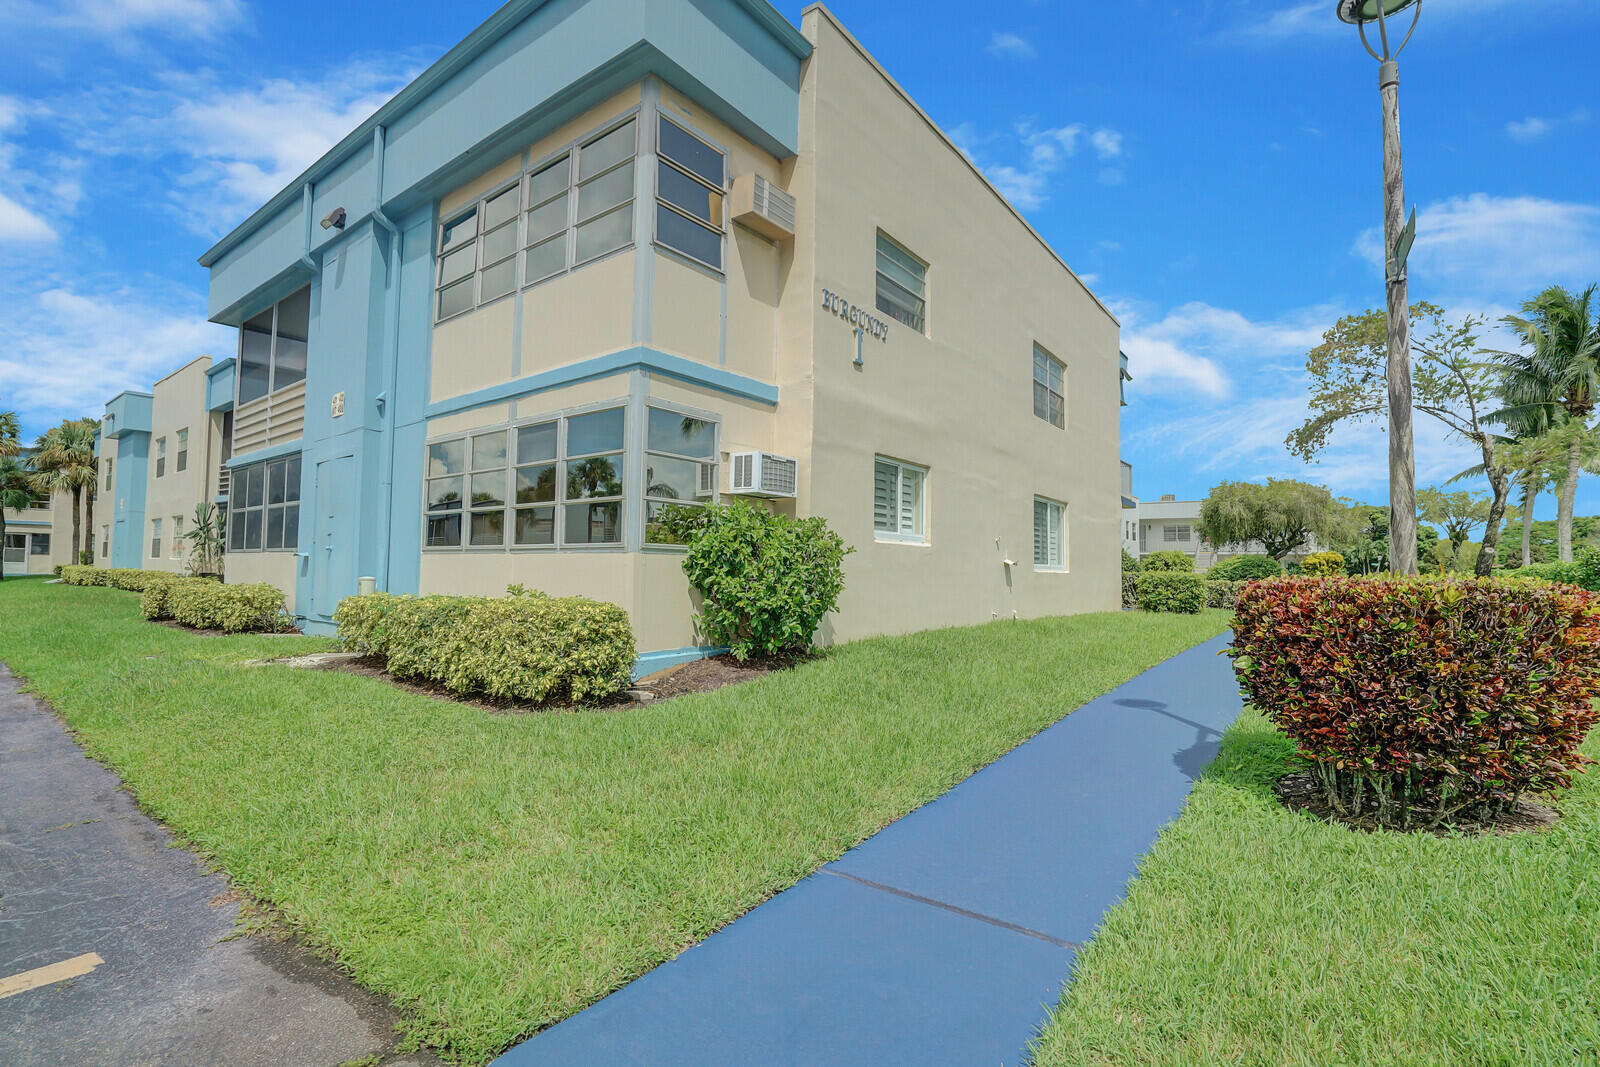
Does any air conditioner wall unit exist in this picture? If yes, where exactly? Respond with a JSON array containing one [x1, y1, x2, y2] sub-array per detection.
[[728, 451, 798, 498], [730, 173, 796, 241]]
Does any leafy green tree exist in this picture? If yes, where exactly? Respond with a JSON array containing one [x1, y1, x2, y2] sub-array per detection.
[[1330, 504, 1391, 574], [1288, 303, 1512, 575], [32, 418, 99, 565], [1197, 479, 1349, 562], [1488, 284, 1600, 562], [0, 411, 20, 459], [1417, 486, 1491, 567], [0, 455, 39, 581]]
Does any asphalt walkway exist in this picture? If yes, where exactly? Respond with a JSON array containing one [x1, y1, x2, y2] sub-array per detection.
[[495, 632, 1241, 1066]]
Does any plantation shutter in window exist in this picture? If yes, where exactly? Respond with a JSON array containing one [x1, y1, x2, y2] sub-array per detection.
[[1034, 500, 1049, 566], [898, 466, 923, 538], [873, 460, 897, 532]]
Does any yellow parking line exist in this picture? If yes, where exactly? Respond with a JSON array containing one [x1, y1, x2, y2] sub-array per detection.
[[0, 953, 104, 1000]]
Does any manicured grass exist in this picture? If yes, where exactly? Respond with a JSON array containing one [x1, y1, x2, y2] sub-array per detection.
[[0, 577, 1226, 1063], [1031, 707, 1600, 1067]]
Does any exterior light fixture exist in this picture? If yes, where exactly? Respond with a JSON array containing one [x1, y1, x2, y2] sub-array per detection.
[[1334, 0, 1423, 573], [320, 207, 347, 231]]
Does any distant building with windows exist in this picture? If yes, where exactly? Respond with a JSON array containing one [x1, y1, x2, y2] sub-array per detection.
[[1, 450, 74, 577], [1128, 493, 1326, 569], [106, 1, 1125, 671]]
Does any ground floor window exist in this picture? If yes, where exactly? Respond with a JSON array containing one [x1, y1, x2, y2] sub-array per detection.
[[1164, 524, 1190, 543], [150, 518, 162, 560], [1034, 498, 1066, 570], [30, 533, 50, 556], [644, 407, 717, 543], [2, 534, 24, 565], [228, 454, 301, 552], [101, 526, 109, 559], [873, 456, 926, 543]]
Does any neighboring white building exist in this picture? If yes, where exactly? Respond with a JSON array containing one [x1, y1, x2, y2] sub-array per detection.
[[1120, 460, 1138, 559], [1129, 493, 1325, 569]]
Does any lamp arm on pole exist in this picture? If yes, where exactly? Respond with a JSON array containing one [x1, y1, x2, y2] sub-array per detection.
[[1392, 0, 1422, 56], [1356, 18, 1383, 60]]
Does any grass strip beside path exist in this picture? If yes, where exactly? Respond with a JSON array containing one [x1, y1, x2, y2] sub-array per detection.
[[0, 578, 1227, 1063], [1031, 708, 1600, 1067]]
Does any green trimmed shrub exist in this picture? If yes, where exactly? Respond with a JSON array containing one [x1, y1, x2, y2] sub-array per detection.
[[677, 501, 853, 661], [52, 564, 63, 578], [1300, 551, 1346, 577], [168, 581, 291, 633], [1121, 573, 1138, 610], [1206, 554, 1282, 581], [139, 573, 187, 620], [58, 566, 168, 591], [1230, 576, 1600, 829], [335, 589, 635, 705], [1511, 560, 1581, 586], [1140, 550, 1193, 573], [1136, 571, 1205, 614], [1121, 549, 1140, 573], [1204, 579, 1246, 610]]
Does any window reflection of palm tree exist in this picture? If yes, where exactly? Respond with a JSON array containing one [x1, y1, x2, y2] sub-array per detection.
[[568, 457, 621, 498]]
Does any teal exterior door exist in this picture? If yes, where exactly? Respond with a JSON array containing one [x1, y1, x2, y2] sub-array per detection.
[[310, 455, 356, 622]]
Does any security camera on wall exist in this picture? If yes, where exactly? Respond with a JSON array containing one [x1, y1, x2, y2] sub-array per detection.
[[320, 207, 347, 231]]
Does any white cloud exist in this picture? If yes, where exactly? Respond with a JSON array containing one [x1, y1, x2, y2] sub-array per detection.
[[1506, 108, 1588, 143], [1090, 128, 1123, 160], [0, 193, 55, 242], [0, 0, 245, 41], [952, 120, 1124, 211], [986, 32, 1036, 59], [1353, 193, 1600, 298], [1118, 299, 1337, 401], [1121, 334, 1230, 398]]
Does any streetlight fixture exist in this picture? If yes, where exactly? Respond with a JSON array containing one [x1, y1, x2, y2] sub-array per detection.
[[1338, 0, 1422, 574]]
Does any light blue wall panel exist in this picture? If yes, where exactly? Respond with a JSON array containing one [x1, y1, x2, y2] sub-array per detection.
[[205, 358, 236, 412], [110, 432, 149, 569]]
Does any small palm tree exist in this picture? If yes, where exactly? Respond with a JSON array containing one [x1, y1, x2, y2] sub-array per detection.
[[32, 418, 99, 565], [0, 455, 39, 581], [0, 411, 20, 459], [1489, 285, 1600, 561], [183, 501, 226, 577]]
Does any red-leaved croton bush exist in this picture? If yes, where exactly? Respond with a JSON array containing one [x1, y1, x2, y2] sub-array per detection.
[[1229, 576, 1600, 830]]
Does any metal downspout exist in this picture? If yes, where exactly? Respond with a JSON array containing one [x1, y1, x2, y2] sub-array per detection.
[[370, 126, 402, 590]]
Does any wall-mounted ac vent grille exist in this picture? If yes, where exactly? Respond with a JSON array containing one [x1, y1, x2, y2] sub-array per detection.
[[697, 462, 717, 498], [752, 174, 796, 234], [728, 451, 798, 498], [730, 173, 796, 241]]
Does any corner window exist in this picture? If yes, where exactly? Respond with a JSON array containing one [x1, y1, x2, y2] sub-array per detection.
[[1033, 345, 1065, 429], [150, 518, 162, 559], [876, 233, 926, 334], [238, 287, 310, 405], [1034, 498, 1066, 570], [644, 407, 718, 543], [227, 455, 300, 552], [873, 456, 926, 543], [176, 428, 189, 472], [655, 117, 725, 270]]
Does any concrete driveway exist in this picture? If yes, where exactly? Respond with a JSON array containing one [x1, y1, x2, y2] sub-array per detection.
[[0, 663, 434, 1067]]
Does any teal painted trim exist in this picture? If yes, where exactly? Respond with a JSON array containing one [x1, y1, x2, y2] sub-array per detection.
[[198, 0, 808, 270], [206, 357, 237, 412], [632, 645, 728, 681], [5, 520, 52, 528], [424, 347, 777, 420], [225, 438, 304, 469], [103, 390, 154, 438]]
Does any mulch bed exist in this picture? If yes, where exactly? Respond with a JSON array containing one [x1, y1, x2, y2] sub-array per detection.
[[310, 651, 795, 714], [1274, 771, 1560, 837]]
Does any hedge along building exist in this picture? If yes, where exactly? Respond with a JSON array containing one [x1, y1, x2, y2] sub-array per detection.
[[197, 1, 1122, 669]]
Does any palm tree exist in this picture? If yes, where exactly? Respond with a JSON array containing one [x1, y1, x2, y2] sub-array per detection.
[[0, 455, 39, 582], [1489, 285, 1600, 561], [0, 411, 20, 460], [32, 418, 99, 566]]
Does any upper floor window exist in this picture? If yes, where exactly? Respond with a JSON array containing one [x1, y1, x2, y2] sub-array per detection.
[[227, 455, 301, 552], [155, 436, 167, 478], [1033, 345, 1065, 429], [874, 456, 926, 543], [176, 428, 189, 472], [103, 456, 113, 491], [876, 233, 927, 334], [655, 117, 725, 270], [1034, 498, 1066, 570], [238, 287, 310, 405], [436, 117, 639, 323]]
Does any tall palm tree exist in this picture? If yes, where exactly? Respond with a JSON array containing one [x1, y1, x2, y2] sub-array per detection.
[[0, 455, 38, 582], [0, 411, 20, 459], [1489, 285, 1600, 561], [33, 418, 99, 566]]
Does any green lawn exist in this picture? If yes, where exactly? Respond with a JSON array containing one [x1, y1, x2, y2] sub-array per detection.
[[1031, 707, 1600, 1067], [0, 577, 1227, 1064]]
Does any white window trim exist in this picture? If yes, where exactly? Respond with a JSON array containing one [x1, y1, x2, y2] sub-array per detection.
[[1034, 496, 1067, 572], [642, 399, 721, 550], [875, 231, 928, 336], [873, 456, 928, 545], [1033, 344, 1066, 430], [235, 287, 311, 406], [227, 455, 302, 554]]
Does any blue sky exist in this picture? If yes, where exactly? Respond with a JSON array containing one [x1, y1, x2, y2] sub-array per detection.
[[0, 0, 1596, 518]]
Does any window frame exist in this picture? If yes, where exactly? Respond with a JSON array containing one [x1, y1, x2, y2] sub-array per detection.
[[226, 454, 301, 554], [1033, 344, 1066, 430], [149, 517, 162, 560], [103, 456, 112, 491], [1034, 497, 1067, 571], [653, 114, 727, 273], [170, 514, 184, 559], [643, 401, 720, 548], [236, 287, 311, 406], [875, 232, 928, 335], [29, 532, 50, 556], [176, 428, 189, 472], [873, 455, 928, 545], [1, 534, 23, 565], [154, 436, 166, 478]]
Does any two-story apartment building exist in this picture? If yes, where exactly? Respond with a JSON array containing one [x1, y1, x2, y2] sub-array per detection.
[[1, 452, 75, 577], [1130, 493, 1327, 569], [181, 0, 1121, 668]]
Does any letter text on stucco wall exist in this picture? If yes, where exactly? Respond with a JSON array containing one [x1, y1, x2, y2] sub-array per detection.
[[820, 289, 889, 342]]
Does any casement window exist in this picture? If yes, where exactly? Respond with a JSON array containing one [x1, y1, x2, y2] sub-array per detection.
[[1, 534, 22, 565], [655, 116, 725, 270], [875, 233, 927, 334], [150, 518, 162, 559], [238, 287, 310, 405], [176, 428, 189, 473], [1163, 524, 1191, 543], [873, 456, 927, 543], [1034, 498, 1066, 570], [155, 436, 167, 478], [30, 533, 50, 556], [227, 455, 301, 552], [644, 407, 717, 543], [436, 118, 639, 322], [427, 406, 634, 551], [170, 515, 184, 559], [1033, 345, 1066, 429]]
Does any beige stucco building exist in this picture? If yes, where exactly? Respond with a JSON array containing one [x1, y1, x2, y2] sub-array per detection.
[[177, 0, 1124, 670], [2, 482, 75, 577]]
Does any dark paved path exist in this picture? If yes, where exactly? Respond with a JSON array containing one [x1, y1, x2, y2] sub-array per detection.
[[496, 632, 1241, 1067], [0, 663, 433, 1067]]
